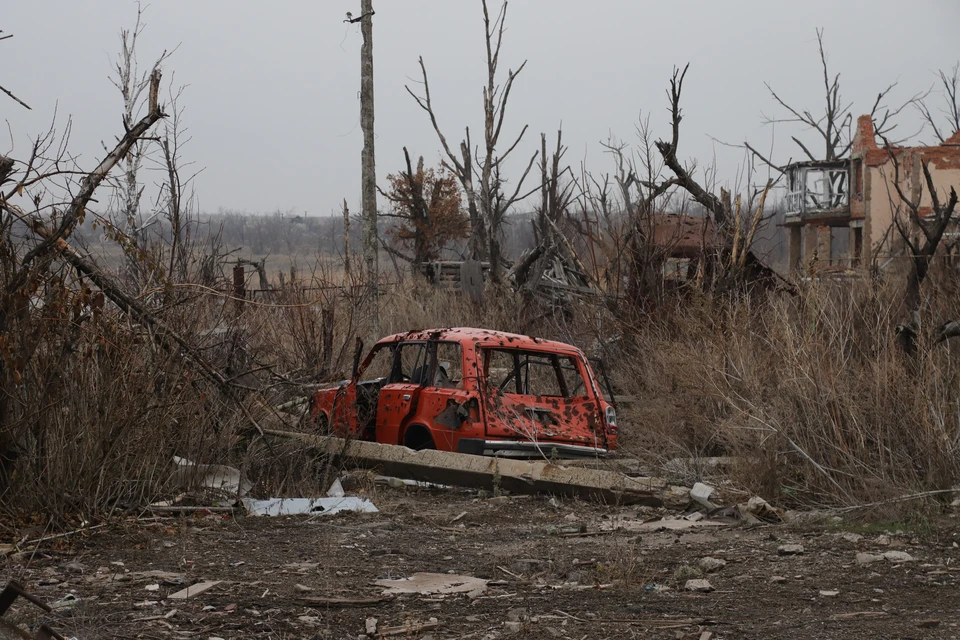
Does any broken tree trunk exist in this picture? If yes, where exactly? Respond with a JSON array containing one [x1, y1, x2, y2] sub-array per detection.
[[30, 229, 271, 436], [262, 427, 670, 505]]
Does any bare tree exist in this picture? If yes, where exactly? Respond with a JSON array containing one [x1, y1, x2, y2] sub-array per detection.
[[157, 82, 202, 286], [655, 65, 728, 225], [760, 29, 916, 164], [916, 62, 960, 144], [536, 130, 576, 242], [109, 6, 171, 248], [407, 0, 538, 282], [878, 135, 959, 344]]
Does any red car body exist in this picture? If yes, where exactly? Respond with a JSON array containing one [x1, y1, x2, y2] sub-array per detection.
[[310, 328, 617, 458]]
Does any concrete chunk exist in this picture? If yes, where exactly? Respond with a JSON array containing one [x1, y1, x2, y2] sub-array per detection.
[[262, 429, 668, 505]]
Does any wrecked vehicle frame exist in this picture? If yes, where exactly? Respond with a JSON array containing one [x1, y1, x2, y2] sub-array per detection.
[[311, 328, 617, 459]]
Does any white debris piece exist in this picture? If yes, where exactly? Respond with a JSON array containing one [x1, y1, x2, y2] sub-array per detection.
[[326, 479, 345, 498], [168, 581, 221, 600], [169, 456, 252, 496], [856, 552, 884, 565], [882, 551, 915, 563], [242, 497, 378, 517], [684, 579, 714, 593], [375, 572, 488, 596], [777, 544, 804, 556], [698, 557, 727, 573], [690, 482, 717, 509], [600, 516, 729, 532]]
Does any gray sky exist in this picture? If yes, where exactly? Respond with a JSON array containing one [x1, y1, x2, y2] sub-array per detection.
[[4, 1, 959, 216]]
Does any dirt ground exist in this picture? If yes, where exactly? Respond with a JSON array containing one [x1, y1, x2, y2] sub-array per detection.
[[3, 483, 960, 639]]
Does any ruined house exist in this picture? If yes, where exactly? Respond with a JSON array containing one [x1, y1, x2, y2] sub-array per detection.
[[785, 115, 960, 272]]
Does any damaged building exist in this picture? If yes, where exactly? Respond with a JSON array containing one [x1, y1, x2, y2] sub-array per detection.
[[785, 114, 960, 272]]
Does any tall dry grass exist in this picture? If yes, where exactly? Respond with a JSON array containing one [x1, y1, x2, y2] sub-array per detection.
[[608, 274, 960, 509], [5, 244, 959, 527]]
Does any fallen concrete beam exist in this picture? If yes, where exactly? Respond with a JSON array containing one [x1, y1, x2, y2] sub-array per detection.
[[262, 428, 669, 505]]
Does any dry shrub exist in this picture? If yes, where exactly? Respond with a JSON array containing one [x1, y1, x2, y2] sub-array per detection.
[[0, 303, 245, 525], [610, 275, 960, 508]]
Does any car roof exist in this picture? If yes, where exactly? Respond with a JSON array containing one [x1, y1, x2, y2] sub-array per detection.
[[377, 327, 583, 354]]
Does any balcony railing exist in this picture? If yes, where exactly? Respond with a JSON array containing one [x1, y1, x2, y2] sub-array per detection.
[[784, 165, 849, 216]]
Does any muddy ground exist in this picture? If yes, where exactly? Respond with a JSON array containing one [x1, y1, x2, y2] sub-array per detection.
[[2, 483, 959, 639]]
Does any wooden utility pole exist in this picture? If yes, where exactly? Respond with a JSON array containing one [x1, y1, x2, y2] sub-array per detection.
[[343, 198, 351, 279], [360, 0, 379, 335]]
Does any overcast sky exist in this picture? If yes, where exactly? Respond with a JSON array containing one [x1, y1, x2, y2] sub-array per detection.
[[4, 1, 959, 217]]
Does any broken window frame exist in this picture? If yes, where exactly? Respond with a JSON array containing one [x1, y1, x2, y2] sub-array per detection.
[[392, 341, 430, 385], [424, 341, 465, 389], [358, 342, 397, 383], [482, 348, 588, 399]]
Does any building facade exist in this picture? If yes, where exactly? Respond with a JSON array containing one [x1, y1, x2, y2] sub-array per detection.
[[784, 115, 960, 272]]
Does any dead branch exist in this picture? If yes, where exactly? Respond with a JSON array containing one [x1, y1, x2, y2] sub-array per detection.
[[654, 64, 727, 224], [915, 62, 960, 143], [7, 68, 166, 295]]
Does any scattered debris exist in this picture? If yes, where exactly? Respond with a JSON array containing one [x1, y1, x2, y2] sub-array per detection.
[[819, 589, 840, 597], [601, 514, 730, 532], [49, 593, 80, 612], [739, 496, 785, 523], [690, 482, 717, 509], [662, 485, 692, 510], [777, 544, 804, 556], [882, 551, 915, 563], [168, 456, 252, 497], [698, 557, 727, 573], [830, 611, 889, 621], [365, 617, 378, 636], [241, 497, 378, 516], [326, 478, 345, 497], [684, 579, 714, 593], [856, 553, 884, 565], [916, 619, 941, 629], [375, 573, 488, 596], [293, 584, 313, 593], [0, 580, 66, 640], [770, 576, 787, 584], [377, 619, 440, 637], [295, 595, 394, 608], [168, 580, 221, 600]]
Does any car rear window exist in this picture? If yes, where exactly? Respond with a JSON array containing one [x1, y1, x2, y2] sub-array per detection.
[[484, 348, 587, 398]]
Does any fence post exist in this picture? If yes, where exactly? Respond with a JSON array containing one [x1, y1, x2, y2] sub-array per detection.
[[233, 264, 246, 317], [321, 306, 335, 373]]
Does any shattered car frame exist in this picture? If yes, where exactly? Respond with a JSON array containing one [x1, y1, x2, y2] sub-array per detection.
[[311, 328, 617, 458]]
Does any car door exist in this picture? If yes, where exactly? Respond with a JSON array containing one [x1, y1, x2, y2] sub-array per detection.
[[480, 348, 545, 441], [481, 348, 606, 447], [414, 341, 478, 451], [374, 341, 428, 445]]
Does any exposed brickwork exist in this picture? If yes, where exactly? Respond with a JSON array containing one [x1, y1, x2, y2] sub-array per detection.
[[852, 114, 878, 153], [853, 116, 960, 169]]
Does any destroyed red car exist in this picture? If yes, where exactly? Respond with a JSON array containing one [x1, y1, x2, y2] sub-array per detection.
[[311, 328, 617, 458]]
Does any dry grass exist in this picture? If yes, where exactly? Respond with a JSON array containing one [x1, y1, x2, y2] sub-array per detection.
[[3, 244, 960, 529]]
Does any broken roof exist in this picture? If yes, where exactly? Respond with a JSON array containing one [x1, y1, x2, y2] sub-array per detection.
[[646, 214, 719, 258]]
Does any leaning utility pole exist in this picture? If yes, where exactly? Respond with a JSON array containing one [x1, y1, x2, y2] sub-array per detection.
[[359, 0, 379, 335]]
